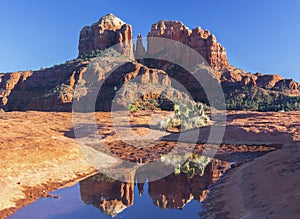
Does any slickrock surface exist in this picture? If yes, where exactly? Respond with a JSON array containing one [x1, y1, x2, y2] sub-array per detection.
[[200, 111, 300, 219], [0, 110, 299, 218], [202, 144, 300, 219]]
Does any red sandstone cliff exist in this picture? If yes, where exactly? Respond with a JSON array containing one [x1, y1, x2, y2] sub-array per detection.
[[146, 20, 230, 70], [78, 14, 134, 59], [0, 14, 298, 112], [0, 57, 171, 111]]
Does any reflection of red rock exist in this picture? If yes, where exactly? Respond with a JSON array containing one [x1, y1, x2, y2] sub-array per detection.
[[78, 14, 134, 59], [80, 173, 134, 217], [148, 160, 230, 209], [79, 159, 230, 216]]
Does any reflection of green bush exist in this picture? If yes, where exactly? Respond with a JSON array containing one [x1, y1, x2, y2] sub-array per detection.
[[158, 101, 210, 131], [161, 154, 212, 178]]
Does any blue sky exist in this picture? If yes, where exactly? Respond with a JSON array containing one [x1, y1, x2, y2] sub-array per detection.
[[0, 0, 299, 81]]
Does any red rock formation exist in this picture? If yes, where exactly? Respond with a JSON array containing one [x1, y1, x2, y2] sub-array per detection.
[[0, 71, 33, 109], [78, 14, 134, 59], [256, 74, 284, 89], [219, 67, 296, 91], [123, 63, 170, 86], [221, 68, 258, 88], [0, 58, 172, 111], [134, 34, 146, 58], [274, 79, 299, 90], [147, 20, 230, 70], [0, 61, 88, 111], [0, 14, 298, 112]]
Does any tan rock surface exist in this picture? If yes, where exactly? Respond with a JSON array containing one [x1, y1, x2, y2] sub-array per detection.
[[202, 144, 300, 219], [0, 112, 96, 218]]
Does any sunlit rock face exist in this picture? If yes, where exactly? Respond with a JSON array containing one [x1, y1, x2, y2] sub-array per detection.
[[78, 14, 134, 59], [146, 20, 230, 70], [134, 34, 146, 58]]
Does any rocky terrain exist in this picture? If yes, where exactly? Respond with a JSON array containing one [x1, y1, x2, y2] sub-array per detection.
[[0, 14, 299, 112], [1, 13, 300, 219], [0, 110, 299, 218]]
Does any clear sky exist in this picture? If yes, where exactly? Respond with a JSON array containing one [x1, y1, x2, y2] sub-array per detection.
[[0, 0, 299, 81]]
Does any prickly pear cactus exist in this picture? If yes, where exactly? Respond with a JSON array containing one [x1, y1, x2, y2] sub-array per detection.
[[158, 100, 210, 132], [161, 153, 212, 178]]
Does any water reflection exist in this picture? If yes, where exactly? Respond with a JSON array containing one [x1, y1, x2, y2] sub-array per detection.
[[80, 174, 134, 217], [79, 156, 230, 217]]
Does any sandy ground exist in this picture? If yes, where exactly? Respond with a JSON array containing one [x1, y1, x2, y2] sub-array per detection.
[[0, 110, 299, 218]]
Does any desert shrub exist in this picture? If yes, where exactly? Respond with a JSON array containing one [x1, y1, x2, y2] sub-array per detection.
[[157, 101, 210, 132]]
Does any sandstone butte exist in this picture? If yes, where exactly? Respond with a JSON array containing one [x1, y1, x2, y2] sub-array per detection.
[[78, 13, 134, 59], [1, 14, 299, 112], [0, 13, 300, 219]]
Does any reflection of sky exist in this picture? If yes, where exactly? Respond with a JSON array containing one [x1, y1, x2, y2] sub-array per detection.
[[9, 181, 201, 219]]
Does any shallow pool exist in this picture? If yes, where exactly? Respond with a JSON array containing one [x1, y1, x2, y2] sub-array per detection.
[[9, 157, 230, 219]]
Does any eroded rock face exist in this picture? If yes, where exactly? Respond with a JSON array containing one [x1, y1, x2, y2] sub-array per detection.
[[274, 79, 299, 91], [219, 67, 299, 91], [78, 14, 134, 59], [256, 74, 284, 89], [221, 68, 258, 88], [0, 14, 298, 112], [0, 61, 89, 111], [147, 20, 230, 70], [134, 34, 146, 58], [0, 57, 172, 111]]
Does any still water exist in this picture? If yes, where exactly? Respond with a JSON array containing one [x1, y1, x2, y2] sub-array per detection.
[[10, 157, 231, 219]]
